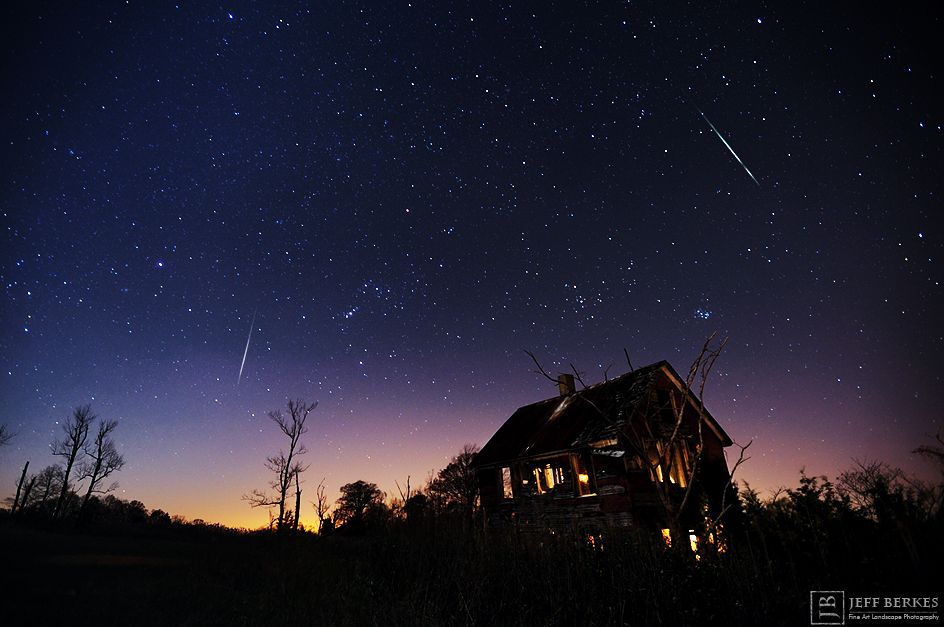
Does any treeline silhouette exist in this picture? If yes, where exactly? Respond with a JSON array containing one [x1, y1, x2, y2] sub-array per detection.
[[2, 426, 942, 625]]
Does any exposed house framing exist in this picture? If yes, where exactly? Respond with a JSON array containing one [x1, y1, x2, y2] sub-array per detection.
[[472, 361, 734, 538]]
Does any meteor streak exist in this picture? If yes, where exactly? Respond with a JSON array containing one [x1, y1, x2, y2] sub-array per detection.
[[696, 107, 760, 186], [237, 309, 256, 386]]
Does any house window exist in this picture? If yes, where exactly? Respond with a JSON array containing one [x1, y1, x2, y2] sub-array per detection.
[[548, 464, 568, 487], [524, 458, 574, 495], [674, 447, 689, 488], [572, 454, 592, 496], [501, 467, 513, 500], [648, 441, 690, 487], [594, 453, 623, 480], [533, 465, 559, 492]]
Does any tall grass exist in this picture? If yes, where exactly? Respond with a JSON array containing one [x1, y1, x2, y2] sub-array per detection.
[[2, 470, 941, 626]]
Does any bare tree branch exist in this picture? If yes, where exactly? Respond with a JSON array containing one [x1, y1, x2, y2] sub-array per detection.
[[11, 461, 29, 515], [310, 478, 331, 533], [713, 439, 753, 525], [78, 419, 125, 514], [243, 489, 279, 508], [0, 424, 14, 448], [914, 429, 944, 471], [52, 405, 95, 519], [293, 466, 303, 531], [526, 335, 738, 543], [523, 349, 559, 384], [244, 399, 316, 532], [395, 476, 413, 503], [569, 364, 588, 390]]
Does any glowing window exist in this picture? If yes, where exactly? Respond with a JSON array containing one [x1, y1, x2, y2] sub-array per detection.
[[526, 460, 574, 494], [573, 454, 592, 496], [501, 467, 513, 499], [648, 441, 689, 487]]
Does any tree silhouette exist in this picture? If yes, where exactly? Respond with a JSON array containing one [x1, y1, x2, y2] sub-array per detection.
[[427, 444, 480, 519], [243, 399, 315, 531], [311, 478, 331, 533], [78, 419, 125, 514], [10, 461, 30, 515], [334, 480, 384, 531], [51, 405, 94, 519], [149, 508, 172, 525], [31, 465, 64, 513], [0, 423, 13, 448], [914, 430, 944, 474]]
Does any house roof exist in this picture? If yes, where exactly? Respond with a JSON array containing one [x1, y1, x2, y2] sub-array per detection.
[[472, 361, 733, 469]]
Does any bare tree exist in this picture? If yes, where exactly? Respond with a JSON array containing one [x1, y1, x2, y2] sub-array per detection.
[[17, 474, 37, 515], [292, 468, 302, 531], [244, 399, 315, 531], [914, 430, 944, 472], [31, 465, 64, 513], [311, 478, 331, 533], [52, 405, 94, 519], [11, 461, 29, 514], [78, 419, 125, 513], [11, 465, 63, 514], [618, 336, 746, 540], [396, 476, 413, 503], [0, 424, 13, 448], [839, 458, 942, 523], [391, 475, 413, 517]]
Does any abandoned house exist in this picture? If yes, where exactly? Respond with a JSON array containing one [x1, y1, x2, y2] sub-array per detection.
[[472, 361, 734, 538]]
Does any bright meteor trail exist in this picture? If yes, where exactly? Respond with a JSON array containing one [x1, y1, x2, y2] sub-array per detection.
[[237, 309, 256, 386], [696, 107, 760, 186]]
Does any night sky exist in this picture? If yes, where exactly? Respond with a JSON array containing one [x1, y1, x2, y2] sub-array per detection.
[[2, 2, 940, 529]]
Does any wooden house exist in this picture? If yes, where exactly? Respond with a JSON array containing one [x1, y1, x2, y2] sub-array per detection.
[[472, 361, 734, 537]]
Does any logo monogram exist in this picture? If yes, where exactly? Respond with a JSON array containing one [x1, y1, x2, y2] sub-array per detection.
[[811, 591, 845, 625]]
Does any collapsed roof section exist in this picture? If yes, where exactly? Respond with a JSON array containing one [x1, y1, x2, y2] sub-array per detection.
[[473, 361, 732, 469]]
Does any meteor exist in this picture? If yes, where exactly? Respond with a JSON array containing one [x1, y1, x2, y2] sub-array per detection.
[[696, 107, 760, 186], [237, 309, 257, 386]]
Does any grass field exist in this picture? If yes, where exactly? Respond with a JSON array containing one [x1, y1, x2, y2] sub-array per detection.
[[2, 513, 939, 627]]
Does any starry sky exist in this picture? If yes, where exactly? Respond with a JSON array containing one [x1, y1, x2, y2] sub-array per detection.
[[1, 2, 941, 529]]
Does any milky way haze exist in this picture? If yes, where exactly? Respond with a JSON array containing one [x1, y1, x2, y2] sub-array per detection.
[[2, 2, 940, 528]]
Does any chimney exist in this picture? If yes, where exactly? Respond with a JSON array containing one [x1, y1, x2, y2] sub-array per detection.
[[558, 373, 575, 396]]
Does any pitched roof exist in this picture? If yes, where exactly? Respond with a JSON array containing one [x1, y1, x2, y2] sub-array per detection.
[[473, 361, 732, 469]]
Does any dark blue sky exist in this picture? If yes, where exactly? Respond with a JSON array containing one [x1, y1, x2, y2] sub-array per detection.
[[1, 2, 940, 527]]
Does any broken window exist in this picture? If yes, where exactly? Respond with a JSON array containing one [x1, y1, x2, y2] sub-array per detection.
[[501, 466, 513, 500], [593, 452, 624, 480], [572, 454, 593, 496], [647, 441, 690, 487], [521, 458, 574, 496], [648, 447, 665, 483], [673, 446, 689, 488]]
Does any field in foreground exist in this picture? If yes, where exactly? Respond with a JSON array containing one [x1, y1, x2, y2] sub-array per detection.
[[1, 513, 939, 627]]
